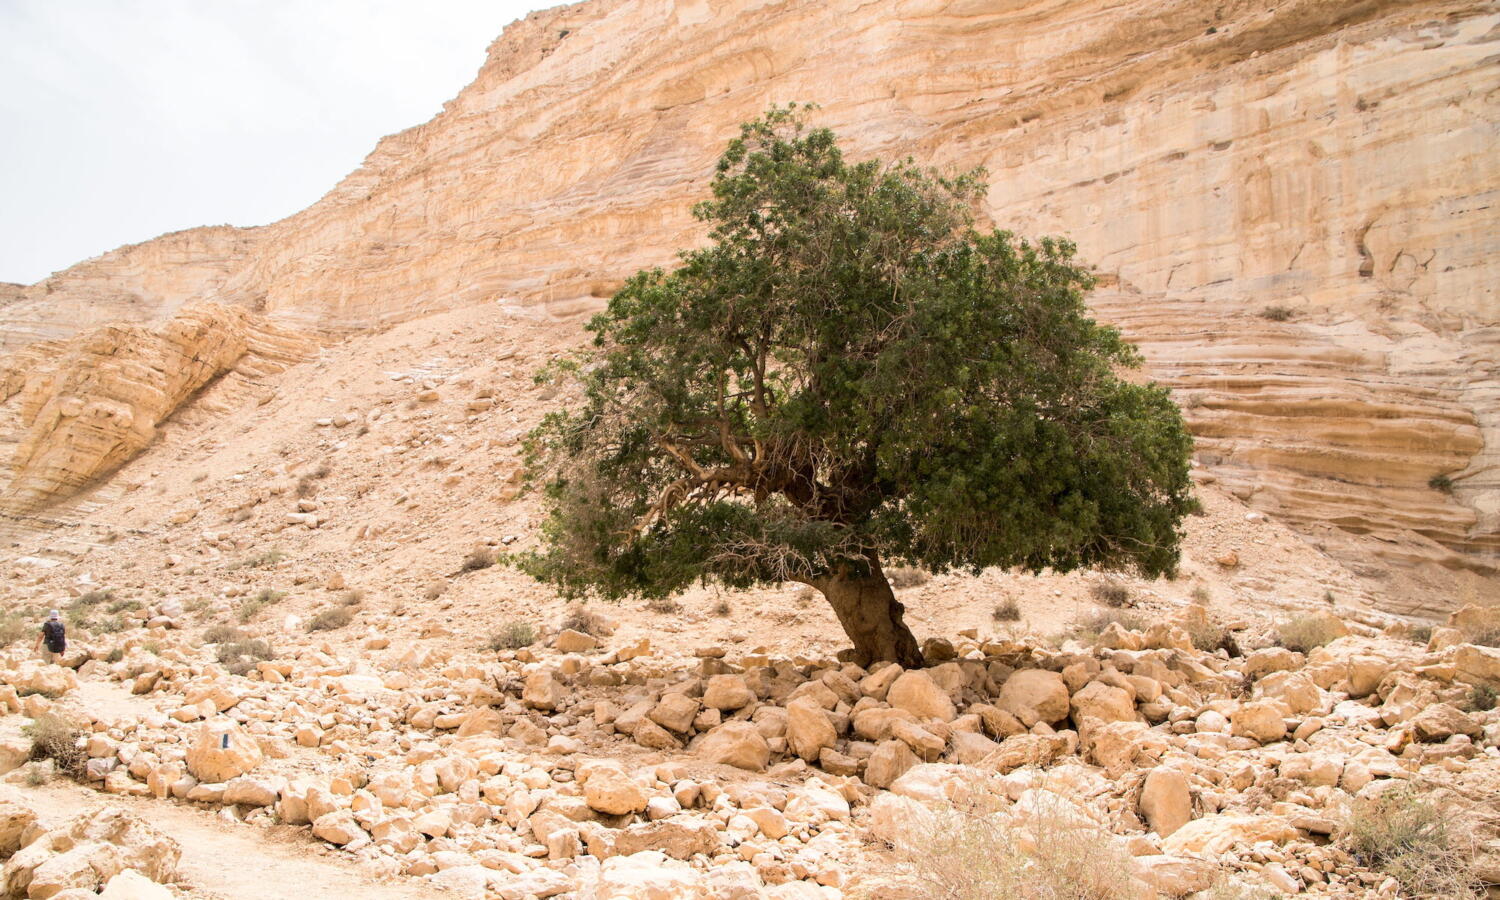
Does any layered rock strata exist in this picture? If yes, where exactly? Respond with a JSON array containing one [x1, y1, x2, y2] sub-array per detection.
[[0, 0, 1495, 600]]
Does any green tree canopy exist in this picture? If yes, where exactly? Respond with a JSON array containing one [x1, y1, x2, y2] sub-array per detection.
[[516, 106, 1194, 666]]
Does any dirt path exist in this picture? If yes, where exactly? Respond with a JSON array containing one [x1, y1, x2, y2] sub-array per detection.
[[0, 780, 435, 900]]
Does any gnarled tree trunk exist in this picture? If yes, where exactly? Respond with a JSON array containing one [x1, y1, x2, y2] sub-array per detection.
[[812, 554, 923, 668]]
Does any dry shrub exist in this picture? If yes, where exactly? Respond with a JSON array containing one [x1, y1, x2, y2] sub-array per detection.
[[339, 589, 366, 606], [217, 638, 274, 676], [561, 604, 605, 636], [1190, 585, 1212, 604], [887, 567, 931, 589], [1185, 620, 1231, 653], [1407, 623, 1433, 644], [423, 583, 447, 601], [25, 714, 87, 780], [711, 598, 732, 617], [307, 606, 353, 632], [1088, 578, 1132, 608], [1467, 684, 1496, 713], [992, 598, 1021, 622], [462, 547, 496, 571], [1260, 304, 1295, 321], [294, 476, 317, 498], [1065, 610, 1144, 644], [1342, 786, 1481, 898], [869, 788, 1138, 900], [1277, 615, 1341, 654], [0, 612, 26, 647], [646, 596, 682, 615], [1468, 626, 1500, 648], [488, 621, 536, 651]]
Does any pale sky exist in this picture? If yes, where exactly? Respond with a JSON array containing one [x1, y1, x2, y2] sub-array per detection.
[[0, 0, 549, 285]]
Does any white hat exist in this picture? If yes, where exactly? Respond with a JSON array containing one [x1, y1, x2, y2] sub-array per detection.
[[48, 609, 60, 619]]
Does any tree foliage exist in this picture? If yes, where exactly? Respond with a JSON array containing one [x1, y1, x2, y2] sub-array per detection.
[[514, 105, 1194, 662]]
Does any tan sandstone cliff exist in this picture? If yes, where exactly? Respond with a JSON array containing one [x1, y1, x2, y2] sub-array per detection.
[[1, 0, 1496, 613]]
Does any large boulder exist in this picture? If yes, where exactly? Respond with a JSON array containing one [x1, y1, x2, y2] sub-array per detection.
[[701, 675, 755, 711], [0, 800, 38, 855], [580, 761, 649, 816], [594, 851, 702, 900], [785, 699, 837, 762], [1229, 702, 1286, 744], [1161, 814, 1298, 856], [694, 721, 770, 771], [185, 721, 262, 783], [996, 669, 1069, 726], [1069, 681, 1136, 725], [886, 670, 956, 722], [98, 869, 175, 900], [1138, 768, 1192, 838]]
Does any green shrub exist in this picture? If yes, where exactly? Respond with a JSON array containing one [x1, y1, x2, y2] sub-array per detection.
[[1428, 474, 1455, 494], [1186, 620, 1231, 653], [239, 548, 285, 569], [107, 597, 142, 614], [1260, 304, 1295, 321], [94, 615, 127, 634], [646, 597, 682, 614], [237, 599, 265, 623], [25, 714, 86, 780], [104, 647, 125, 663], [1342, 786, 1479, 898], [217, 639, 274, 676], [1467, 684, 1496, 713], [488, 621, 536, 651], [306, 607, 353, 632], [75, 589, 113, 606]]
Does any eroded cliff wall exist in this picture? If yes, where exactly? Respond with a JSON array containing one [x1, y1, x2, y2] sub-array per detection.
[[1, 0, 1495, 610]]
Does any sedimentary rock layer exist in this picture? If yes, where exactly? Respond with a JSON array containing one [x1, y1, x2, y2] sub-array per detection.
[[1, 0, 1495, 595]]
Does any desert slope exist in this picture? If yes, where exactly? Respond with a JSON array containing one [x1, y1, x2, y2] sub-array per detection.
[[1, 0, 1496, 612]]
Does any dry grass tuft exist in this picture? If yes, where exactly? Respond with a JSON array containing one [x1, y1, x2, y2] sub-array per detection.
[[1342, 786, 1481, 898], [1088, 578, 1133, 608], [461, 547, 496, 571], [646, 596, 682, 615], [866, 785, 1139, 900], [307, 606, 354, 632], [1277, 615, 1342, 654], [217, 638, 274, 676], [561, 604, 605, 636], [488, 621, 536, 651]]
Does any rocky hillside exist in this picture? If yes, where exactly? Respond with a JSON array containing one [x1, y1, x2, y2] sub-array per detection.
[[1, 2, 1496, 607]]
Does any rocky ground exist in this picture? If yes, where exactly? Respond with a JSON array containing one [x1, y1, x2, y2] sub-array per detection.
[[0, 586, 1496, 898]]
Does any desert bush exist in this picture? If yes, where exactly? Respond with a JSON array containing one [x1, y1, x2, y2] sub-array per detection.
[[870, 786, 1137, 900], [489, 621, 536, 651], [1277, 615, 1341, 654], [76, 589, 113, 606], [887, 567, 930, 589], [1185, 620, 1231, 653], [462, 547, 496, 571], [1407, 623, 1433, 644], [1342, 786, 1480, 898], [0, 612, 27, 647], [423, 583, 447, 601], [1428, 474, 1454, 494], [239, 548, 285, 569], [104, 647, 125, 663], [237, 600, 266, 623], [1088, 578, 1133, 608], [217, 639, 274, 676], [1467, 684, 1496, 713], [107, 597, 142, 614], [561, 604, 605, 636], [1190, 585, 1212, 604], [1064, 610, 1145, 645], [306, 607, 353, 632], [1468, 626, 1500, 648], [646, 597, 682, 614], [711, 598, 732, 617], [94, 615, 127, 634], [25, 714, 86, 780], [311, 461, 332, 479], [294, 476, 317, 498], [340, 589, 366, 606], [203, 624, 244, 644], [1259, 304, 1295, 321], [992, 598, 1021, 622]]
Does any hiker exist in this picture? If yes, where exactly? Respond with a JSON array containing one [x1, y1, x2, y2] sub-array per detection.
[[35, 610, 66, 663]]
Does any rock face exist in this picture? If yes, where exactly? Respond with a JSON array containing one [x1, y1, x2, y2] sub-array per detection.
[[1, 0, 1496, 603]]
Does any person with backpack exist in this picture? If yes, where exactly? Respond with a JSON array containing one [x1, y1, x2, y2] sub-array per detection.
[[35, 610, 66, 663]]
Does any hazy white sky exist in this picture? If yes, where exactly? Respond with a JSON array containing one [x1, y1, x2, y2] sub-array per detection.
[[0, 0, 548, 285]]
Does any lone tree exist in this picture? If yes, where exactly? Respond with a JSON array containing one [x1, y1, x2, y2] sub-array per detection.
[[516, 106, 1194, 667]]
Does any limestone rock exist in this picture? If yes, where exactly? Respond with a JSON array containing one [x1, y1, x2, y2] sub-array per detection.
[[694, 721, 770, 771], [785, 699, 837, 763], [886, 670, 956, 722], [581, 761, 649, 816], [1138, 768, 1192, 838], [185, 721, 262, 783], [997, 669, 1070, 726]]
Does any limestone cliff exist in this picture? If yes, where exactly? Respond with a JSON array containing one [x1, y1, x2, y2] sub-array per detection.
[[1, 0, 1496, 609]]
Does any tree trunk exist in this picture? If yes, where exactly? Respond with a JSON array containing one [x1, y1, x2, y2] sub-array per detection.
[[814, 556, 924, 668]]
